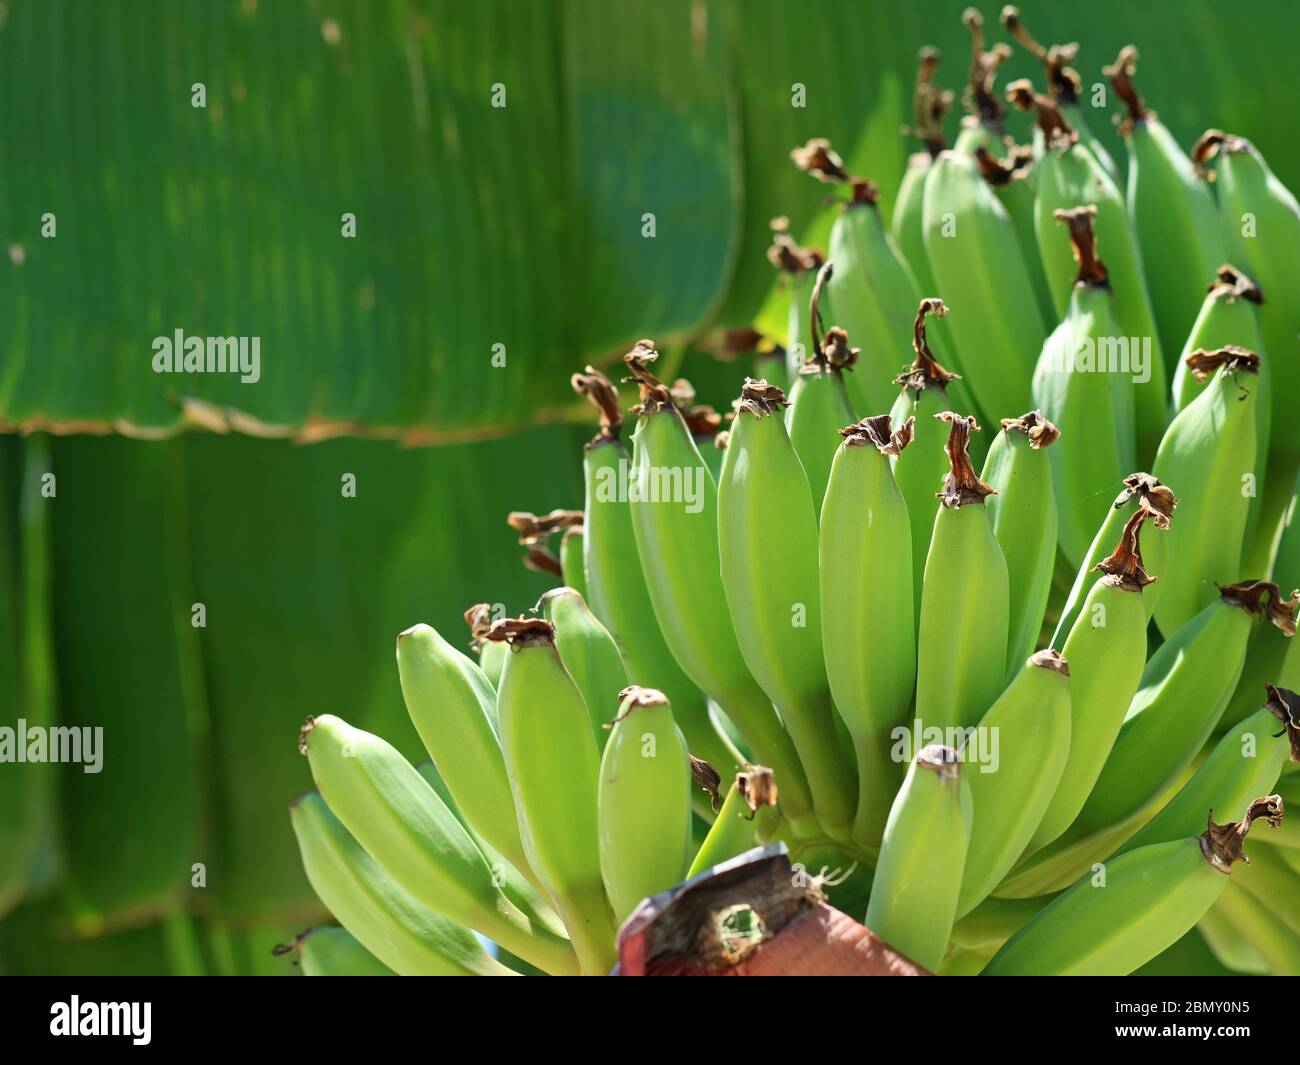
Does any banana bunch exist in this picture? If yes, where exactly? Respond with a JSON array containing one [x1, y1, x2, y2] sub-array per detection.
[[284, 13, 1300, 976]]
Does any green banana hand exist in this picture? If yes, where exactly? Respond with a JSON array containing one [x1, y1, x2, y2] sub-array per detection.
[[295, 927, 395, 977], [539, 586, 629, 744], [984, 796, 1283, 975], [597, 686, 693, 923], [820, 413, 916, 845], [289, 791, 517, 976], [490, 617, 618, 975], [915, 412, 1010, 732], [719, 379, 857, 841], [298, 714, 576, 975], [570, 368, 742, 779], [957, 650, 1072, 919], [686, 766, 778, 878], [981, 412, 1061, 677], [864, 744, 972, 972]]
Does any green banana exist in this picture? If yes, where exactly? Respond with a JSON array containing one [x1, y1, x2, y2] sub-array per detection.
[[981, 412, 1060, 676], [1105, 46, 1229, 364], [957, 650, 1072, 919], [864, 745, 972, 972], [921, 149, 1045, 423], [1230, 842, 1300, 947], [289, 792, 513, 976], [767, 223, 825, 381], [984, 796, 1283, 975], [999, 6, 1121, 184], [489, 617, 618, 974], [786, 262, 858, 511], [820, 413, 917, 845], [915, 412, 1010, 732], [973, 145, 1056, 326], [1050, 472, 1176, 646], [297, 713, 576, 975], [1197, 903, 1270, 974], [687, 766, 778, 878], [597, 686, 693, 923], [1010, 86, 1167, 462], [1072, 582, 1297, 836], [466, 604, 508, 690], [1029, 508, 1154, 851], [1152, 346, 1261, 636], [539, 586, 629, 744], [718, 378, 857, 841], [1213, 880, 1300, 975], [1193, 130, 1300, 476], [950, 894, 1052, 953], [951, 9, 1011, 159], [394, 622, 530, 879], [892, 47, 951, 298], [890, 299, 979, 614], [560, 526, 587, 603], [792, 139, 922, 417], [296, 927, 396, 977]]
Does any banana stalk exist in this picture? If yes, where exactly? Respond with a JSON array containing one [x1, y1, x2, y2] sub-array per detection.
[[981, 411, 1061, 677], [915, 412, 1010, 732], [539, 586, 630, 744], [820, 414, 917, 845], [686, 766, 778, 878], [295, 927, 395, 977]]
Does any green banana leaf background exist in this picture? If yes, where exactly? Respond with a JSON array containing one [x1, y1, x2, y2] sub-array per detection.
[[1, 0, 1298, 974]]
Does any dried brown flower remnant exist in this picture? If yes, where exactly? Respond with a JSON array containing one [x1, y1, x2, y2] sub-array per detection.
[[935, 412, 996, 508], [1200, 795, 1284, 872], [1000, 410, 1060, 449], [1093, 508, 1156, 590], [1185, 345, 1261, 381], [840, 414, 915, 456], [894, 299, 961, 394]]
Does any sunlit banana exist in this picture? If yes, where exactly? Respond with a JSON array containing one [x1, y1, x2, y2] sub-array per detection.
[[1212, 880, 1300, 975], [1152, 346, 1261, 636], [956, 650, 1071, 919], [559, 526, 587, 603], [597, 686, 693, 923], [820, 413, 916, 845], [686, 766, 779, 878], [915, 412, 1010, 732], [973, 144, 1056, 326], [289, 791, 515, 977], [295, 926, 395, 977], [767, 222, 825, 380], [950, 9, 1012, 159], [984, 796, 1284, 976], [1197, 902, 1270, 975], [490, 617, 618, 974], [538, 586, 629, 745], [719, 378, 857, 841], [864, 745, 972, 972], [893, 47, 952, 297], [570, 367, 742, 779], [981, 411, 1060, 676]]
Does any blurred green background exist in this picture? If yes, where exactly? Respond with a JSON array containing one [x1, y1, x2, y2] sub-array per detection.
[[1, 0, 1296, 973]]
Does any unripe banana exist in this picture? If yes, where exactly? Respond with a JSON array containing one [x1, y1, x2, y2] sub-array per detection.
[[767, 223, 825, 380], [893, 48, 951, 298], [950, 9, 1012, 159], [719, 378, 857, 841], [1152, 346, 1261, 636], [559, 526, 587, 603], [1105, 46, 1229, 361], [1229, 842, 1300, 951], [395, 622, 528, 878], [957, 650, 1072, 918], [289, 792, 514, 977], [1073, 582, 1298, 835], [570, 368, 741, 779], [864, 745, 972, 972], [467, 604, 508, 690], [1029, 508, 1153, 851], [999, 6, 1120, 183], [792, 139, 922, 416], [1010, 86, 1166, 460], [597, 686, 693, 924], [1213, 880, 1300, 975], [973, 145, 1056, 326], [984, 796, 1284, 976], [921, 149, 1045, 423], [295, 927, 395, 977], [538, 586, 629, 745], [686, 766, 779, 878], [1197, 903, 1270, 974], [1050, 472, 1175, 646], [820, 413, 917, 845], [981, 411, 1060, 677], [786, 263, 858, 511], [490, 617, 618, 974], [915, 412, 1010, 732]]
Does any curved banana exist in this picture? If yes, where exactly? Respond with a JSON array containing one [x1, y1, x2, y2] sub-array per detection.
[[1197, 903, 1270, 974], [718, 378, 857, 841], [1028, 508, 1154, 851], [915, 412, 1010, 732], [1213, 880, 1300, 975], [957, 649, 1072, 918], [289, 791, 519, 977], [539, 586, 629, 744], [1152, 346, 1262, 636], [820, 413, 917, 845], [570, 368, 741, 779], [950, 9, 1012, 158], [490, 617, 618, 974], [892, 47, 951, 297], [864, 744, 972, 972], [973, 145, 1056, 326], [791, 139, 921, 416], [984, 796, 1284, 975], [1104, 46, 1228, 361], [981, 411, 1060, 676], [686, 766, 778, 878], [597, 686, 693, 923], [295, 927, 395, 977], [559, 526, 587, 603]]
